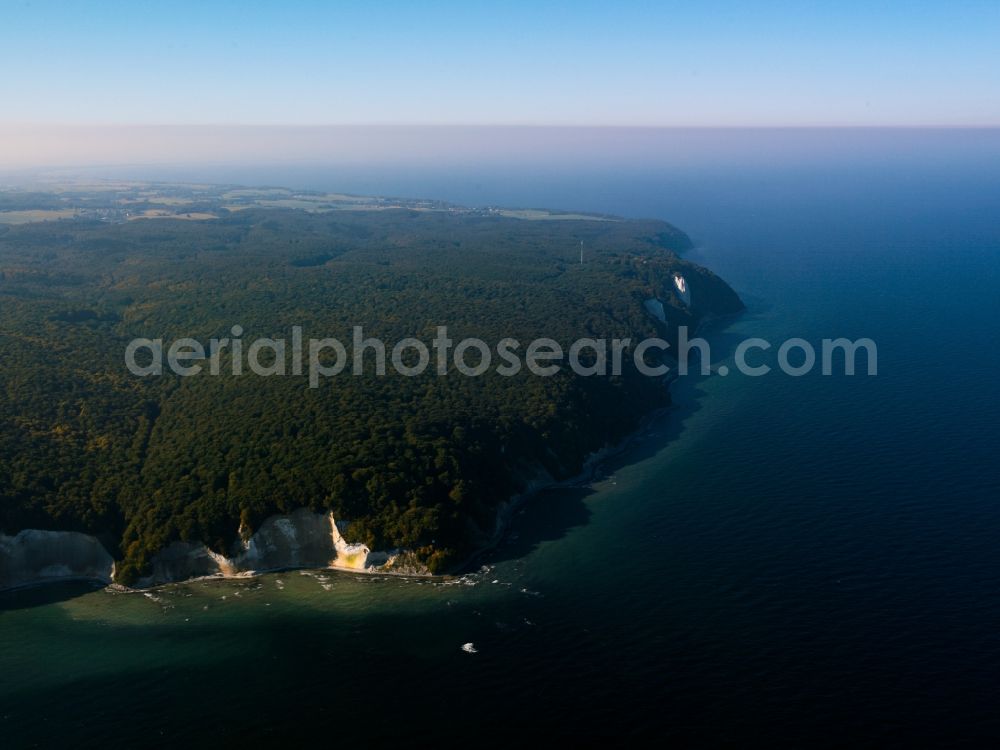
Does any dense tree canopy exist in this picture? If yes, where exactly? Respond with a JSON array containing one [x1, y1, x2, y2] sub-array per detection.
[[0, 184, 742, 581]]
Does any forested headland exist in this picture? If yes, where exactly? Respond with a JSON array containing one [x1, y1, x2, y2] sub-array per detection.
[[0, 183, 743, 580]]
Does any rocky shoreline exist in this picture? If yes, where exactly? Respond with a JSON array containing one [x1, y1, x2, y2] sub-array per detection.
[[1, 301, 742, 595], [0, 509, 427, 593], [0, 428, 657, 593]]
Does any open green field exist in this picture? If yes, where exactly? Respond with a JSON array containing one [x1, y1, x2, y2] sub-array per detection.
[[0, 209, 78, 224]]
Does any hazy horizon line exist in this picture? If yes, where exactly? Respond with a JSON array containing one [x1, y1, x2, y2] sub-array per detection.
[[4, 122, 1000, 129], [3, 124, 998, 174]]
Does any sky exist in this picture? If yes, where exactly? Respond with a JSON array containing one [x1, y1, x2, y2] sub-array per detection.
[[0, 1, 997, 168], [2, 1, 998, 127]]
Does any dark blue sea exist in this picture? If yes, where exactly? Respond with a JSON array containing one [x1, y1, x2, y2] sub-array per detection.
[[2, 129, 999, 746]]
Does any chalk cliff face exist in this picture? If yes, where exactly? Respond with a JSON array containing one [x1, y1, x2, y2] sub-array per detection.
[[672, 273, 692, 307], [643, 297, 667, 323], [0, 529, 115, 590], [135, 508, 409, 587], [0, 509, 420, 592]]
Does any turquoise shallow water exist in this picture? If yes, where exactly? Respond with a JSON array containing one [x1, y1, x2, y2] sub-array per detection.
[[3, 132, 1000, 746]]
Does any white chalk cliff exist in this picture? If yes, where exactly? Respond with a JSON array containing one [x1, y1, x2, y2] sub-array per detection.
[[0, 509, 423, 592], [0, 529, 115, 590], [673, 273, 692, 307], [136, 508, 411, 587]]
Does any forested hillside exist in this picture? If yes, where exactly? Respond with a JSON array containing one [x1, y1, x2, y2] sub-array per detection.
[[0, 184, 742, 580]]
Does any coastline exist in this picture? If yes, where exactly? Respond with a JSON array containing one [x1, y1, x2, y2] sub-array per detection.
[[1, 242, 742, 595], [1, 307, 742, 596], [0, 403, 673, 594], [457, 303, 743, 571], [453, 401, 675, 575]]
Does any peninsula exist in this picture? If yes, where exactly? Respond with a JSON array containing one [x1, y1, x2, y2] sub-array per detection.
[[0, 181, 743, 588]]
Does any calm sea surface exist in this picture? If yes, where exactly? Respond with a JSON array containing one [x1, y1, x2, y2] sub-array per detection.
[[3, 131, 1000, 746]]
